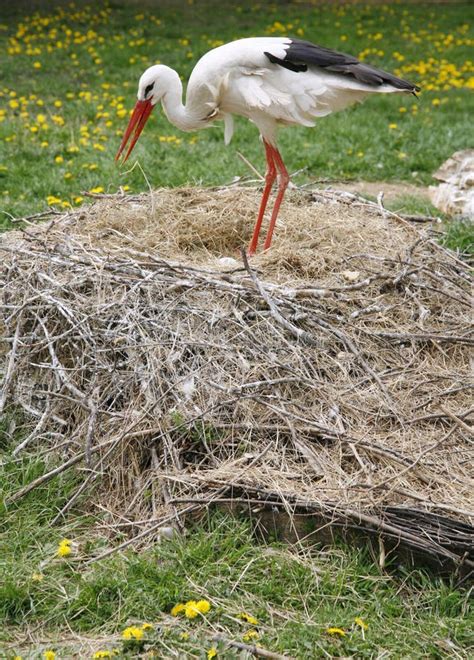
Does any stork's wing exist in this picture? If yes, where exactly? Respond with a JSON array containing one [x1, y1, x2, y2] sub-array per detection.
[[265, 39, 420, 93]]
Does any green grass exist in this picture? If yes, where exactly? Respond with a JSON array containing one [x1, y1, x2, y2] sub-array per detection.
[[442, 218, 474, 256], [0, 0, 473, 227], [0, 451, 473, 658], [377, 194, 473, 259]]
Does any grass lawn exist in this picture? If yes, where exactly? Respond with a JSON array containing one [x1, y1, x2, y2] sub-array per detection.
[[0, 0, 473, 227], [0, 451, 472, 659]]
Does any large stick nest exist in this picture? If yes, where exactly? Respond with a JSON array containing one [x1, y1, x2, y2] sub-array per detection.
[[1, 186, 473, 575]]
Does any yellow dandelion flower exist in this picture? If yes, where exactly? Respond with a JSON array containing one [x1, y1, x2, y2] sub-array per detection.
[[13, 656, 23, 660], [171, 603, 185, 616], [207, 648, 217, 659], [141, 622, 153, 630], [388, 123, 398, 129], [57, 538, 72, 557], [196, 599, 211, 614], [54, 155, 63, 164], [89, 186, 104, 194], [43, 652, 56, 660], [74, 196, 84, 204], [239, 612, 259, 625], [243, 630, 259, 642], [93, 652, 114, 659], [180, 631, 189, 640], [46, 195, 61, 205], [122, 625, 144, 640], [54, 100, 62, 108], [41, 141, 49, 148], [354, 616, 368, 630], [184, 600, 200, 619], [33, 61, 41, 69], [64, 172, 72, 179], [326, 627, 346, 636]]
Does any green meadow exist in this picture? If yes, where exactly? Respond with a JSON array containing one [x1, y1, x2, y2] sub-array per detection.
[[1, 450, 472, 658], [0, 0, 472, 227]]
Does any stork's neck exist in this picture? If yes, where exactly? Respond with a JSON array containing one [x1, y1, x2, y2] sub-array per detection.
[[160, 68, 202, 132]]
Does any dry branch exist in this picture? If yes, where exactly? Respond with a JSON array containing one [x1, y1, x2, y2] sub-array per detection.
[[212, 634, 292, 659], [1, 186, 472, 572]]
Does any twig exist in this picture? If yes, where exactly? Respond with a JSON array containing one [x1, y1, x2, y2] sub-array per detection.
[[212, 634, 292, 659], [237, 152, 265, 181], [439, 405, 474, 436], [370, 330, 473, 346], [6, 208, 63, 224], [85, 495, 225, 565], [6, 438, 118, 504], [51, 471, 97, 525], [242, 249, 322, 347], [368, 425, 457, 493], [12, 401, 52, 456], [0, 313, 22, 416], [85, 385, 100, 467]]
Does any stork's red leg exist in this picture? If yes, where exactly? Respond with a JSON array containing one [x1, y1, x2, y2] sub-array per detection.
[[263, 145, 289, 251], [247, 140, 276, 256]]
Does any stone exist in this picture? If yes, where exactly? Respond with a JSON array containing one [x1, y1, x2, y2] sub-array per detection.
[[429, 149, 474, 218]]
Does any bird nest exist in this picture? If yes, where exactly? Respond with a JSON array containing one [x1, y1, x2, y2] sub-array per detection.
[[1, 186, 472, 577]]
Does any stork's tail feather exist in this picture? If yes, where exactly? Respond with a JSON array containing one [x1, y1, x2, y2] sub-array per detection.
[[279, 39, 421, 95], [340, 62, 420, 94]]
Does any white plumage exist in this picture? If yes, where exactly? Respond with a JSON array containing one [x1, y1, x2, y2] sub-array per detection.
[[116, 37, 419, 254]]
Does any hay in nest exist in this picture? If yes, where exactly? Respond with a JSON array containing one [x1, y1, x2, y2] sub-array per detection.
[[1, 186, 473, 576]]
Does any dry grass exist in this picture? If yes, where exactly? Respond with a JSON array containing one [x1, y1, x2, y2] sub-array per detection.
[[1, 186, 472, 572]]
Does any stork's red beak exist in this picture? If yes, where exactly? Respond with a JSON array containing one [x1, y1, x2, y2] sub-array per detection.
[[115, 99, 154, 162]]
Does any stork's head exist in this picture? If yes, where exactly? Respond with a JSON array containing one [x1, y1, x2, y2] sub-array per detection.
[[115, 65, 169, 162]]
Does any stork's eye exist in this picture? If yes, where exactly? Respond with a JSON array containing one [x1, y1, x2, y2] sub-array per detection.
[[144, 83, 154, 97]]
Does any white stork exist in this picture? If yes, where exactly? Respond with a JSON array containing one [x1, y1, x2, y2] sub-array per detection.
[[116, 37, 420, 254]]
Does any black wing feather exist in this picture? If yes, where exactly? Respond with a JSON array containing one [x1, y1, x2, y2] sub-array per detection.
[[264, 39, 420, 93], [264, 51, 307, 73]]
